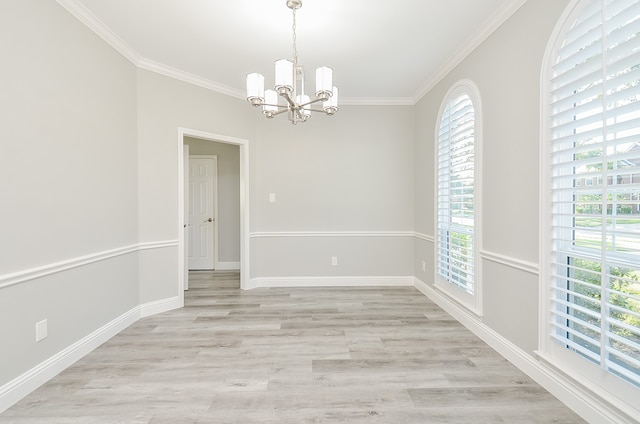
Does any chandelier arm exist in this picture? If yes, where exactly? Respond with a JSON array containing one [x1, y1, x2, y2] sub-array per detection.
[[280, 92, 297, 108], [297, 96, 327, 108], [261, 102, 287, 109], [270, 108, 290, 117]]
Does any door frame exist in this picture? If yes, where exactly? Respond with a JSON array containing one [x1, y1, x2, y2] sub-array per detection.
[[188, 154, 219, 271], [183, 144, 190, 290], [177, 128, 250, 295]]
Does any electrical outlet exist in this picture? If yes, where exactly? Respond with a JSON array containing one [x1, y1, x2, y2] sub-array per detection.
[[422, 261, 426, 272], [331, 256, 338, 266], [269, 193, 276, 203], [35, 319, 48, 342]]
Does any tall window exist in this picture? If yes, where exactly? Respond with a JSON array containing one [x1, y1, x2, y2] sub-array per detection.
[[437, 81, 481, 313], [544, 0, 640, 391]]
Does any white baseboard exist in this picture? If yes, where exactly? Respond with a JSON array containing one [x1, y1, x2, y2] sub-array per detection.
[[413, 278, 635, 424], [249, 276, 415, 289], [215, 261, 240, 271], [140, 296, 182, 318], [0, 306, 139, 414], [0, 295, 182, 414]]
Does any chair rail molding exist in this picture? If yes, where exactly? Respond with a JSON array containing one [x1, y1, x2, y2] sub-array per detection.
[[480, 249, 539, 275], [0, 240, 178, 290]]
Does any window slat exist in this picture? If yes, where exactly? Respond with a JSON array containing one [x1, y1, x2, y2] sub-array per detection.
[[547, 0, 640, 388], [438, 90, 476, 298]]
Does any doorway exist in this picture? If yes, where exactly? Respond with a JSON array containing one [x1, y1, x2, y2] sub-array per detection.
[[177, 128, 250, 299]]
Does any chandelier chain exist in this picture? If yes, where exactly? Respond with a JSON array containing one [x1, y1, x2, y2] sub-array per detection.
[[292, 8, 298, 67]]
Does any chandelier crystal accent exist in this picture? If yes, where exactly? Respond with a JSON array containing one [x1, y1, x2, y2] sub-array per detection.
[[246, 0, 338, 124]]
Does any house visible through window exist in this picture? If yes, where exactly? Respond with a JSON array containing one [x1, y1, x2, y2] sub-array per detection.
[[544, 0, 640, 389]]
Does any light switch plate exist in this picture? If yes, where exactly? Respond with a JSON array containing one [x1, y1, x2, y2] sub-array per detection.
[[36, 319, 48, 342]]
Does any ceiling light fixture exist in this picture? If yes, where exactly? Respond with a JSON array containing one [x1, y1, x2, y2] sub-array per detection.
[[246, 0, 338, 125]]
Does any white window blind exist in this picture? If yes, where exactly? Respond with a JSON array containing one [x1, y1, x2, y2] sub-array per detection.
[[549, 0, 640, 386], [438, 92, 475, 295]]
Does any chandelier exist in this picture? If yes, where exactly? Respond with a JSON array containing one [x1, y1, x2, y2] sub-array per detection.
[[246, 0, 338, 124]]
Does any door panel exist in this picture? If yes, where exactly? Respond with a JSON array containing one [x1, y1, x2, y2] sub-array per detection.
[[188, 157, 216, 270], [183, 144, 190, 289]]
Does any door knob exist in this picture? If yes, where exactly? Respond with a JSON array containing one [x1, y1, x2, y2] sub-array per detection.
[[206, 218, 213, 222]]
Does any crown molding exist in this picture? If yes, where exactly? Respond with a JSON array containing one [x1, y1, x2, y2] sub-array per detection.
[[137, 58, 245, 100], [58, 0, 527, 107], [411, 0, 529, 104], [56, 0, 141, 64], [340, 97, 415, 106], [56, 0, 245, 100]]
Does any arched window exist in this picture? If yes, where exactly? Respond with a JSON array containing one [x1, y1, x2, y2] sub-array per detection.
[[436, 80, 482, 314], [542, 0, 640, 400]]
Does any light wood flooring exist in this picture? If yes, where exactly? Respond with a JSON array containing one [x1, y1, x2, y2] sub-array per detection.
[[1, 271, 586, 423]]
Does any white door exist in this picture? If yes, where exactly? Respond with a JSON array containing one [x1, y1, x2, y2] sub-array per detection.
[[188, 157, 217, 270], [183, 145, 190, 289]]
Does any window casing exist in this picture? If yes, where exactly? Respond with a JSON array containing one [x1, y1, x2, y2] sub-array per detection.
[[542, 0, 640, 403], [436, 81, 482, 314]]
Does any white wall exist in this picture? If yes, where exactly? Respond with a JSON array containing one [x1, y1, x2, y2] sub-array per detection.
[[185, 137, 241, 266], [251, 105, 415, 284], [136, 69, 254, 302], [0, 0, 138, 387], [137, 72, 416, 289]]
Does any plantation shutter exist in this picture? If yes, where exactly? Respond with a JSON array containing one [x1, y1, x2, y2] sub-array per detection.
[[549, 0, 640, 386], [437, 93, 475, 294]]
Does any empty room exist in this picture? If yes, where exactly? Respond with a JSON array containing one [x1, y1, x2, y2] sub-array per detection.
[[1, 0, 639, 422]]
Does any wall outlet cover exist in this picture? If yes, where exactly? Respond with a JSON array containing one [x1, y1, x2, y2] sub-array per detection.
[[35, 319, 48, 342]]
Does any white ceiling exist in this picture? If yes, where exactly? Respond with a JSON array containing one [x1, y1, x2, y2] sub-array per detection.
[[60, 0, 526, 104]]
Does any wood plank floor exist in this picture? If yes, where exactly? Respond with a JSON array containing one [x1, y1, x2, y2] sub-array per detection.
[[1, 271, 586, 423]]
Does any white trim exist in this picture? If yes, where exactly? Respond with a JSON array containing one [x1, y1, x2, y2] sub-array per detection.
[[138, 240, 179, 250], [412, 0, 528, 103], [140, 296, 182, 318], [177, 128, 250, 292], [56, 0, 141, 64], [216, 262, 241, 271], [535, 351, 640, 424], [414, 232, 435, 243], [414, 277, 638, 424], [480, 249, 539, 275], [57, 0, 526, 106], [250, 231, 414, 238], [0, 294, 182, 414], [249, 276, 415, 289], [0, 305, 139, 414], [249, 231, 436, 243], [0, 241, 176, 290], [433, 79, 483, 316], [138, 58, 244, 100], [340, 97, 414, 106], [414, 234, 542, 278]]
